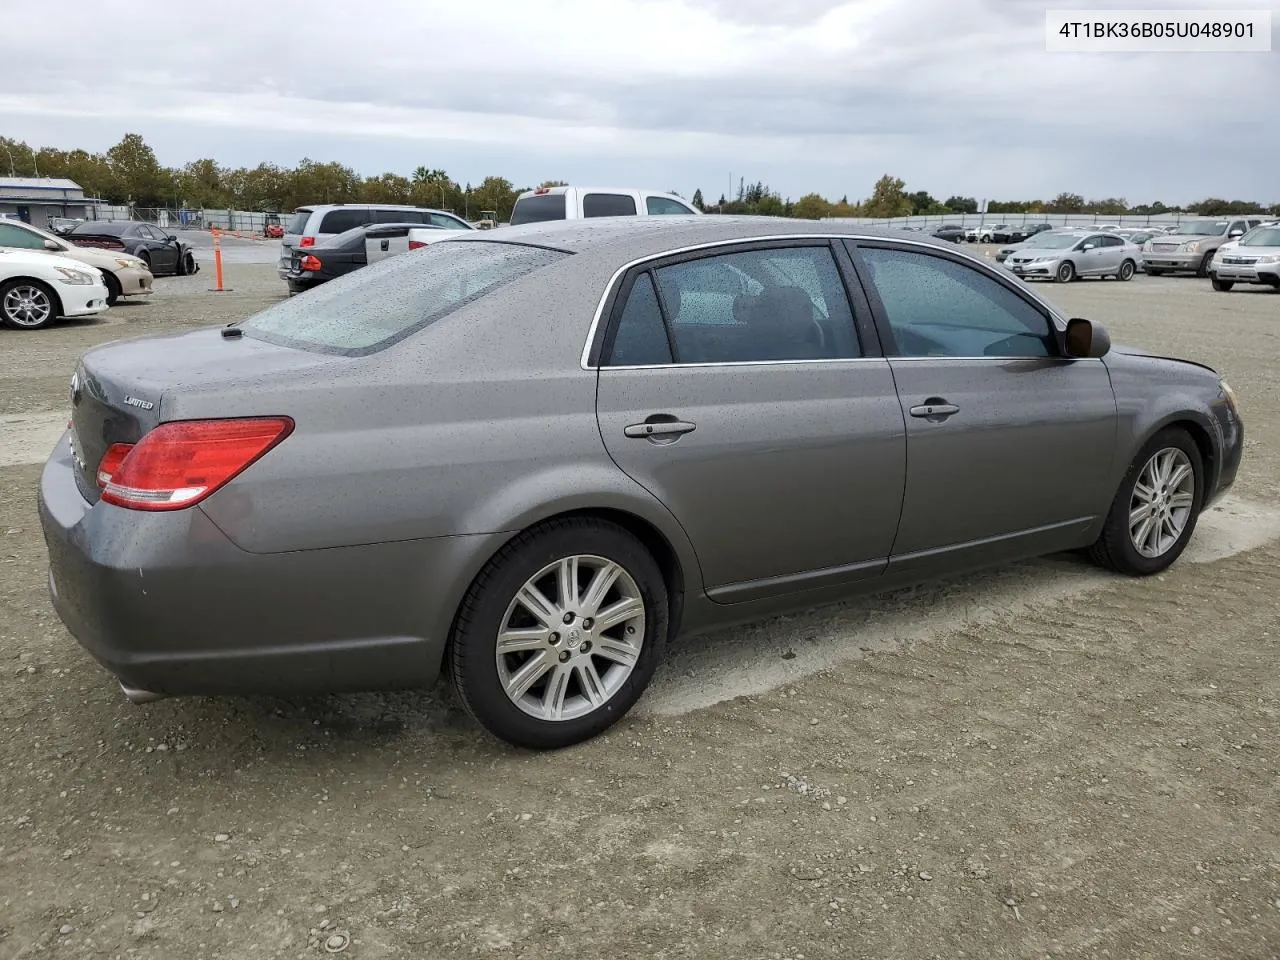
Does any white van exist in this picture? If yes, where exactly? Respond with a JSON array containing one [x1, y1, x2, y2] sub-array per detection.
[[508, 186, 701, 225]]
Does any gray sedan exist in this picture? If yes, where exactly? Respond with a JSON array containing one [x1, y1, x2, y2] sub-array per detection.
[[38, 219, 1244, 749], [1001, 231, 1142, 282]]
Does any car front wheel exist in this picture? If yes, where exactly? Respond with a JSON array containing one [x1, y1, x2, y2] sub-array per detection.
[[0, 279, 61, 330], [1056, 261, 1076, 283], [1088, 428, 1202, 576], [449, 518, 668, 749], [1211, 277, 1234, 292]]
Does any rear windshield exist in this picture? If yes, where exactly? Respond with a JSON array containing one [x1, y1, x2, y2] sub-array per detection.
[[509, 194, 567, 225], [239, 240, 570, 355], [285, 209, 313, 235], [70, 221, 126, 236]]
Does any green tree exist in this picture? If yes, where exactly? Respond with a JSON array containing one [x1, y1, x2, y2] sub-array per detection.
[[1045, 192, 1085, 214], [792, 192, 831, 219], [943, 195, 978, 214], [106, 133, 173, 206], [862, 175, 912, 218], [360, 172, 413, 204], [691, 188, 705, 211]]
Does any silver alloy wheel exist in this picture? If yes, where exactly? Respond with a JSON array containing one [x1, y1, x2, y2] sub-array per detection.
[[496, 554, 646, 722], [1119, 260, 1135, 280], [1129, 447, 1196, 558], [3, 284, 52, 327]]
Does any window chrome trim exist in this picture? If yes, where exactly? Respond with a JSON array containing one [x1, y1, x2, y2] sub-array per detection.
[[579, 233, 1071, 370]]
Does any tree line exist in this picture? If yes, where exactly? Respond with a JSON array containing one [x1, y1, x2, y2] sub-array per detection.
[[2, 134, 1275, 222]]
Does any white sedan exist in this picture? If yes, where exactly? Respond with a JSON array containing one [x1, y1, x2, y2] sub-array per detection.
[[1, 248, 109, 330]]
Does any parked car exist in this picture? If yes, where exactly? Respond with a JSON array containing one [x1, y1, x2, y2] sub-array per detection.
[[1141, 217, 1267, 277], [994, 228, 1089, 263], [0, 218, 153, 305], [66, 221, 198, 277], [1208, 223, 1280, 291], [279, 204, 474, 280], [931, 223, 966, 243], [283, 222, 450, 293], [37, 219, 1243, 748], [47, 217, 83, 236], [1002, 231, 1142, 282], [1, 247, 109, 329], [992, 225, 1028, 243], [509, 186, 701, 225], [975, 223, 1009, 243], [1024, 222, 1055, 238]]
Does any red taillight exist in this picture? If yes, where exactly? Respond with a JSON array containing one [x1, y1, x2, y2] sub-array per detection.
[[298, 236, 315, 248], [534, 188, 550, 195], [407, 240, 426, 250], [99, 417, 294, 512], [299, 254, 322, 271], [96, 442, 134, 487]]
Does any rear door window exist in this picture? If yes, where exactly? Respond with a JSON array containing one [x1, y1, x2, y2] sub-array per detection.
[[375, 209, 425, 224], [583, 193, 637, 218], [428, 213, 471, 229], [318, 209, 371, 234], [509, 194, 567, 225]]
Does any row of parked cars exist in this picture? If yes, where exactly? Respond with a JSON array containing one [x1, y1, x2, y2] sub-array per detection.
[[979, 216, 1279, 287]]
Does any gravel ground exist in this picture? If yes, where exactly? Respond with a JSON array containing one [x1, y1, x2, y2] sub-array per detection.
[[2, 257, 1279, 959]]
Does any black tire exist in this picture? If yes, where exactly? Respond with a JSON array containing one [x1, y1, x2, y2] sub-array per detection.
[[1056, 260, 1076, 283], [1117, 260, 1135, 281], [102, 271, 122, 306], [1195, 251, 1214, 278], [449, 517, 669, 749], [1088, 427, 1203, 576], [1211, 277, 1234, 292], [1146, 268, 1165, 276], [176, 251, 197, 276], [135, 250, 151, 271], [0, 278, 61, 330]]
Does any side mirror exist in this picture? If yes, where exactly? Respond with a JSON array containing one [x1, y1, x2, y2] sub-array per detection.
[[167, 234, 178, 242], [43, 238, 61, 251], [1080, 242, 1096, 251], [1228, 230, 1243, 238], [1064, 317, 1111, 359]]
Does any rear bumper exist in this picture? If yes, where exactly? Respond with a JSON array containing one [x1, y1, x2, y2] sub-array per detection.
[[36, 434, 503, 698]]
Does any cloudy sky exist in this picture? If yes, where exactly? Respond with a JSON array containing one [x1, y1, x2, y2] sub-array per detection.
[[1, 0, 1276, 204]]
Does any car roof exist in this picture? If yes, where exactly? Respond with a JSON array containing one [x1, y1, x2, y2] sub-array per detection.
[[299, 203, 456, 213], [459, 216, 963, 259], [516, 185, 685, 198]]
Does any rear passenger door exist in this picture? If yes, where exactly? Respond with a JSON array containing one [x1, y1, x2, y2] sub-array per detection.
[[593, 240, 907, 602]]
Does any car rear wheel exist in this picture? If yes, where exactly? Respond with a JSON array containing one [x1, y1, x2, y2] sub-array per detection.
[[0, 279, 61, 330], [1117, 260, 1135, 281], [1056, 261, 1076, 283], [449, 517, 668, 749], [1088, 428, 1202, 576], [1211, 277, 1234, 292]]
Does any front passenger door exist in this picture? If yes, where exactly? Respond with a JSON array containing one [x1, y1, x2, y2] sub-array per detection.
[[847, 242, 1118, 577]]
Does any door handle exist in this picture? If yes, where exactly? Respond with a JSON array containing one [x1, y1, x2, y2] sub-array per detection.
[[380, 239, 390, 251], [624, 416, 696, 440], [909, 400, 959, 420]]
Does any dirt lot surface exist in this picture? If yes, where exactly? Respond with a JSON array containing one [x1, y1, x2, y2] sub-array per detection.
[[2, 256, 1279, 959]]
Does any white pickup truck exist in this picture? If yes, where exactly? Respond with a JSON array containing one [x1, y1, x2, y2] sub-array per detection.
[[508, 186, 700, 225]]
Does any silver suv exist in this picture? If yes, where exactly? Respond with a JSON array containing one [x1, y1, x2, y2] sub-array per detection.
[[278, 204, 473, 278], [1142, 217, 1266, 277]]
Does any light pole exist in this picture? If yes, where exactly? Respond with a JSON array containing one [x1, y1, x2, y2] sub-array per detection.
[[2, 143, 15, 177]]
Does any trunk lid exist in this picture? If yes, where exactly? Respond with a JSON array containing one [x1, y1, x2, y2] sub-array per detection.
[[68, 327, 340, 503]]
